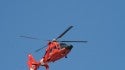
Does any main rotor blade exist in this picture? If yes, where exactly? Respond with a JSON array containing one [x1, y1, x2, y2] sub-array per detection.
[[19, 36, 40, 40], [59, 41, 88, 43], [35, 45, 47, 52], [55, 26, 73, 40]]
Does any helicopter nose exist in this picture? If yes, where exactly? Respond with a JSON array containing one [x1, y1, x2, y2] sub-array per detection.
[[66, 45, 73, 50]]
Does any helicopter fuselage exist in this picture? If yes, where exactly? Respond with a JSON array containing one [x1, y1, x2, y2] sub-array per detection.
[[41, 41, 73, 63]]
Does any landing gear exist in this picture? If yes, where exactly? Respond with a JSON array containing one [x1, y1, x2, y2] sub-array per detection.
[[65, 56, 67, 58]]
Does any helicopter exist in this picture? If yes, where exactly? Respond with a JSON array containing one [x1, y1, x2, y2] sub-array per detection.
[[22, 26, 87, 70]]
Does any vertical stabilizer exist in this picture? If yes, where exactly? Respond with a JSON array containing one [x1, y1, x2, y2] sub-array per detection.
[[27, 54, 40, 70]]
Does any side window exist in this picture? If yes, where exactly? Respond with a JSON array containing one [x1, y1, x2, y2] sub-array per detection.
[[50, 46, 56, 53], [50, 48, 52, 53]]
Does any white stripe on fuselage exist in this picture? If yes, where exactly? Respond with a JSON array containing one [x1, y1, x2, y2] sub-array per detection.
[[40, 58, 48, 66], [30, 68, 34, 70]]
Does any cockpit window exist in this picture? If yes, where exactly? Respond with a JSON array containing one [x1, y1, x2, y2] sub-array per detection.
[[60, 43, 68, 48]]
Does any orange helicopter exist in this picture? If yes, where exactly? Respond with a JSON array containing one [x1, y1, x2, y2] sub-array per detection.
[[22, 26, 87, 70]]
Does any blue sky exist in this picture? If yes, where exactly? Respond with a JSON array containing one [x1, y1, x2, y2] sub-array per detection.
[[0, 0, 125, 70]]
